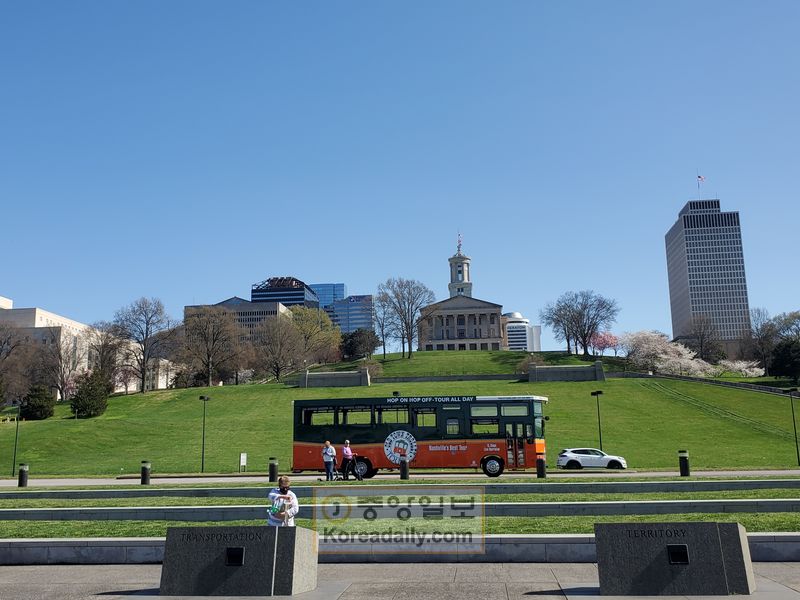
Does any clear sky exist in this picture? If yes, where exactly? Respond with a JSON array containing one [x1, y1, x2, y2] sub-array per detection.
[[2, 2, 798, 350]]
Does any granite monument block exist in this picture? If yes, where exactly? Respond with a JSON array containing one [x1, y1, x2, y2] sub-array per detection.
[[595, 522, 755, 596], [159, 525, 317, 596]]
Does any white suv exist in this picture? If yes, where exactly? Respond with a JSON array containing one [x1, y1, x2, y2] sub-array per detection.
[[556, 448, 627, 470]]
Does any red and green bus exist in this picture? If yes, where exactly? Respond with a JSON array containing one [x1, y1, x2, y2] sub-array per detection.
[[291, 394, 548, 478]]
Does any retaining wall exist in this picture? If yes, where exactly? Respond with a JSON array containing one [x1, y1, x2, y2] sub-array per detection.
[[1, 533, 798, 564], [300, 369, 370, 388], [528, 362, 605, 382]]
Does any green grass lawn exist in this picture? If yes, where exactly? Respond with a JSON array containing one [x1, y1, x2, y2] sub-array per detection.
[[1, 377, 799, 477], [318, 350, 628, 376]]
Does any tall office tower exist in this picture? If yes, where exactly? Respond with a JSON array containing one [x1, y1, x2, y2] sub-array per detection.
[[251, 277, 320, 308], [309, 283, 347, 309], [665, 200, 751, 352]]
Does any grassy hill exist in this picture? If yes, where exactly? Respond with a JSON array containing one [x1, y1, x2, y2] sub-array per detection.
[[320, 350, 628, 376], [1, 377, 797, 477]]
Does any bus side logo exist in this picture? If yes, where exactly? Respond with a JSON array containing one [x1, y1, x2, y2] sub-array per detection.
[[384, 430, 418, 464]]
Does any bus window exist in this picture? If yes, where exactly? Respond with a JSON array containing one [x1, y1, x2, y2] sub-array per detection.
[[378, 407, 409, 424], [471, 419, 499, 435], [414, 408, 437, 428], [470, 405, 497, 417], [501, 405, 529, 417], [446, 418, 460, 435], [535, 417, 544, 438], [533, 403, 543, 417], [304, 409, 335, 426], [340, 406, 373, 426]]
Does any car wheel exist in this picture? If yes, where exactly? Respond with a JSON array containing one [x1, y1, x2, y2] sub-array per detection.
[[565, 460, 582, 470], [606, 460, 623, 469], [481, 457, 504, 477]]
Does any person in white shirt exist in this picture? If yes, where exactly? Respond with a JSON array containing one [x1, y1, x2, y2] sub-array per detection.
[[322, 440, 336, 481], [267, 476, 299, 527]]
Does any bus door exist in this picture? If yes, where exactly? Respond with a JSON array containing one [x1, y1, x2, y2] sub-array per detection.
[[504, 422, 532, 468]]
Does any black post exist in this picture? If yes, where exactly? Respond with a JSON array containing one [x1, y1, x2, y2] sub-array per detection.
[[399, 456, 409, 480], [18, 463, 28, 487], [141, 461, 151, 485], [678, 450, 690, 477], [789, 389, 800, 468], [199, 396, 210, 473], [536, 457, 546, 479], [591, 391, 604, 451], [268, 457, 279, 483]]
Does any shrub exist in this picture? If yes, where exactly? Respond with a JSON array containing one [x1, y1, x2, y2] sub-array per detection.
[[363, 360, 384, 378], [516, 354, 545, 374], [19, 385, 56, 420], [70, 371, 110, 418]]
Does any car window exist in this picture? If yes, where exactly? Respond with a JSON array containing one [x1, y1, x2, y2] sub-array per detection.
[[574, 449, 588, 455], [591, 450, 605, 456]]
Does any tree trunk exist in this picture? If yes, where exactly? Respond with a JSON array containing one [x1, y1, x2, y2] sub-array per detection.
[[407, 333, 414, 359], [207, 357, 213, 388]]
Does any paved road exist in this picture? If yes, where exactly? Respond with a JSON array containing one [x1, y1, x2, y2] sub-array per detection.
[[2, 469, 800, 488], [1, 562, 799, 600]]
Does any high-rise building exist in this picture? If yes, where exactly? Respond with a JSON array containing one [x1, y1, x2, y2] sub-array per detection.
[[503, 312, 542, 352], [665, 199, 751, 351], [251, 277, 320, 308], [332, 295, 374, 334], [309, 283, 347, 309], [184, 297, 291, 338]]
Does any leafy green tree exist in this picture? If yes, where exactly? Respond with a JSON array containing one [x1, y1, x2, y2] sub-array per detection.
[[341, 329, 381, 359], [289, 306, 341, 364], [70, 370, 111, 418], [20, 385, 56, 420], [771, 339, 800, 384]]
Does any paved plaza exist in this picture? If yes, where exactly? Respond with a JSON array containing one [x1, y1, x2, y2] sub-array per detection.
[[1, 562, 799, 600]]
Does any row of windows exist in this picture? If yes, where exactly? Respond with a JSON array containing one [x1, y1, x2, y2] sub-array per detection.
[[302, 403, 529, 427], [425, 343, 501, 351], [683, 213, 740, 228]]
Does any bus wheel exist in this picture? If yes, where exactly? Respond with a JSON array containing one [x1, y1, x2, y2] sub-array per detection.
[[481, 457, 504, 478], [354, 459, 374, 479]]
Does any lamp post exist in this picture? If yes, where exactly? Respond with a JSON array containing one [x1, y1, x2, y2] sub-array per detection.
[[10, 402, 20, 477], [788, 388, 800, 468], [591, 390, 604, 451], [199, 395, 211, 473]]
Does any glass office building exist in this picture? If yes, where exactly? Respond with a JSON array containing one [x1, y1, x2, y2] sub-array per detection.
[[665, 199, 750, 343], [309, 283, 347, 310], [333, 295, 374, 334], [251, 277, 320, 308]]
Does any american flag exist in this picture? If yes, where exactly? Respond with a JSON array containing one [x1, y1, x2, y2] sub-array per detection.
[[697, 175, 706, 183]]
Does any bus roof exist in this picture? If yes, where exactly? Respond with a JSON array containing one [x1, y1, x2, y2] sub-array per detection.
[[293, 395, 548, 407]]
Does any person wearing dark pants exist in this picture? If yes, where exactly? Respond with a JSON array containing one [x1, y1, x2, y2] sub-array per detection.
[[341, 440, 354, 480], [322, 440, 336, 481]]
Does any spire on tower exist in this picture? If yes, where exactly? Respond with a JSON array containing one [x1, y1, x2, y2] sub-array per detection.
[[457, 232, 462, 255]]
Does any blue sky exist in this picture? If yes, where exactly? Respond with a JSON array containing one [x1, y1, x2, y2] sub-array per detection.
[[2, 2, 798, 350]]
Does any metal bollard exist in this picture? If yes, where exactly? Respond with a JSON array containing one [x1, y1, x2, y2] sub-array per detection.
[[268, 457, 279, 483], [536, 457, 546, 479], [399, 456, 409, 480], [18, 463, 28, 488], [141, 461, 151, 485], [678, 450, 690, 477]]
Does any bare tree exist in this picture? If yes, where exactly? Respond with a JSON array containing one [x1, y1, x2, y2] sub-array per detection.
[[746, 307, 778, 373], [568, 291, 620, 356], [775, 311, 800, 341], [0, 323, 36, 403], [374, 291, 394, 360], [184, 306, 243, 387], [86, 321, 125, 388], [540, 297, 576, 354], [378, 278, 435, 359], [253, 315, 303, 380], [39, 327, 87, 401], [685, 314, 725, 362], [114, 297, 177, 393]]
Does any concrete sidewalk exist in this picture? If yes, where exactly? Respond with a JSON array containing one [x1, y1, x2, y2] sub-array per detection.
[[1, 562, 798, 600]]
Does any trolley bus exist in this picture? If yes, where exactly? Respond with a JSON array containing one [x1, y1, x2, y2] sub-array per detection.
[[291, 395, 548, 478]]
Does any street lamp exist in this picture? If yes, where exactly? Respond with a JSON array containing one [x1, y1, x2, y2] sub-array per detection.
[[10, 401, 20, 477], [199, 395, 211, 473], [591, 390, 604, 451], [788, 388, 800, 468]]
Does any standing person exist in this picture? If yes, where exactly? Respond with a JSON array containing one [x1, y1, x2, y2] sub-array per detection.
[[341, 440, 354, 480], [267, 476, 299, 527], [322, 440, 336, 481]]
